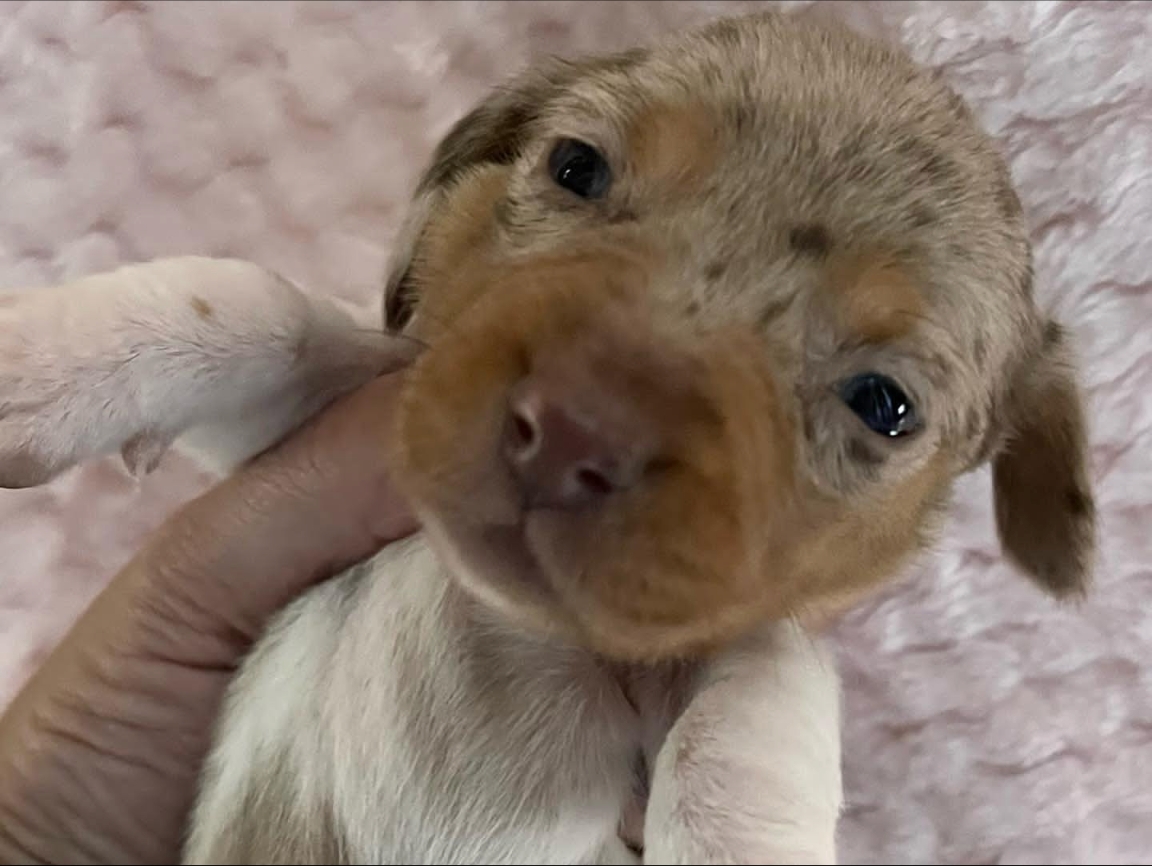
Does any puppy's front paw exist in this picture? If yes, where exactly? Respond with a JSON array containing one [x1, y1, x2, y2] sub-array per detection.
[[0, 279, 175, 488], [0, 256, 390, 488]]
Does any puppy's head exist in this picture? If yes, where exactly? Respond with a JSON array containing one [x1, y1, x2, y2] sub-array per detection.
[[385, 12, 1095, 661]]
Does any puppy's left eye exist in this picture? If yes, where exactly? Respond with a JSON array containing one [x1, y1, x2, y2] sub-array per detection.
[[840, 374, 920, 438], [548, 139, 612, 199]]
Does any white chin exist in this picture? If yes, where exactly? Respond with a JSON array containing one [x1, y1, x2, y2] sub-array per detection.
[[419, 510, 573, 638]]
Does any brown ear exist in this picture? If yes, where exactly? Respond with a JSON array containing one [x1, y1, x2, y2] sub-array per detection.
[[382, 51, 645, 331], [992, 322, 1096, 597]]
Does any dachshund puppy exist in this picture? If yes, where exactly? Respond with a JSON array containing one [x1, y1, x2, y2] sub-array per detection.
[[0, 10, 1095, 864]]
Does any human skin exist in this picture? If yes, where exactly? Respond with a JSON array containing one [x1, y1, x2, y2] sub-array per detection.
[[0, 372, 417, 865]]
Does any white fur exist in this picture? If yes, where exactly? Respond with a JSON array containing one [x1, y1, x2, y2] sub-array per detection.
[[0, 257, 843, 864], [644, 627, 842, 865], [0, 257, 393, 483], [0, 4, 1146, 862]]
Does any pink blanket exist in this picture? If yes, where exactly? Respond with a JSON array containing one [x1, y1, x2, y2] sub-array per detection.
[[1, 2, 1148, 862]]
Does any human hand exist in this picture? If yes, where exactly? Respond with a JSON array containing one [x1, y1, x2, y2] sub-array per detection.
[[0, 372, 416, 865]]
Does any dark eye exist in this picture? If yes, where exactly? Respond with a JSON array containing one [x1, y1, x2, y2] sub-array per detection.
[[548, 138, 611, 199], [840, 374, 920, 438]]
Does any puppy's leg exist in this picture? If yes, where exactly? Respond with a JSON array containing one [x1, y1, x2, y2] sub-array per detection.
[[0, 256, 407, 486], [589, 835, 642, 865], [644, 621, 843, 865]]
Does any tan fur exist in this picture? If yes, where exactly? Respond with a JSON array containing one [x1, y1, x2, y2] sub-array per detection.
[[824, 256, 925, 343], [385, 11, 1094, 660], [626, 101, 721, 190], [0, 9, 1096, 864], [191, 295, 214, 319]]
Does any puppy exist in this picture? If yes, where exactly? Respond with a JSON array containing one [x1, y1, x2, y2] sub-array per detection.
[[0, 10, 1095, 864]]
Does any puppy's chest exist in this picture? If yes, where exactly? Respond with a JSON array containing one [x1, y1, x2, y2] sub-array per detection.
[[321, 546, 667, 862], [385, 643, 645, 860]]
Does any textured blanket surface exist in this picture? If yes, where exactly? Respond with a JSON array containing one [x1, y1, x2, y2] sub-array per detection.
[[0, 2, 1149, 863]]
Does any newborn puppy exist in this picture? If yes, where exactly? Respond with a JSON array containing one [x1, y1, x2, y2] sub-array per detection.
[[0, 10, 1095, 864]]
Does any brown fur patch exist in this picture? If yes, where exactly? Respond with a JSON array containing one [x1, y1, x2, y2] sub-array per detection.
[[627, 102, 720, 189], [996, 182, 1024, 219], [703, 260, 727, 282], [191, 295, 213, 319], [825, 256, 924, 342], [789, 223, 832, 257], [376, 7, 1095, 664], [395, 179, 955, 658], [909, 203, 937, 228], [993, 326, 1095, 596], [756, 294, 796, 330]]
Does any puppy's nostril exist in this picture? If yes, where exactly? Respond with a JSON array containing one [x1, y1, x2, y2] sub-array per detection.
[[504, 380, 650, 509], [507, 408, 540, 459], [574, 465, 616, 497]]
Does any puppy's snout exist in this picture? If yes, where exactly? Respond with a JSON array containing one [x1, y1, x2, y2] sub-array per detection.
[[504, 379, 652, 509]]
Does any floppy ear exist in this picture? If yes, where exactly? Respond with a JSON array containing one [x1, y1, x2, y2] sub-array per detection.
[[992, 322, 1096, 597], [382, 50, 645, 332]]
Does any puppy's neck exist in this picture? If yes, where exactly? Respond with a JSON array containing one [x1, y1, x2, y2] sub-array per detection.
[[367, 529, 698, 723]]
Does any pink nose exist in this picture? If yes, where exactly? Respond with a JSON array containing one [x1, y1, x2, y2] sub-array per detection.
[[503, 381, 651, 509]]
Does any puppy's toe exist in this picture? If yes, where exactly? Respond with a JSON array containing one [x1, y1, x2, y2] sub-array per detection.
[[0, 395, 76, 488], [0, 301, 134, 488], [0, 435, 60, 489], [121, 431, 174, 478]]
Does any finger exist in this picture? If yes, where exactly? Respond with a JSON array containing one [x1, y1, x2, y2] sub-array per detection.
[[136, 372, 418, 655], [355, 329, 425, 377], [0, 373, 419, 866]]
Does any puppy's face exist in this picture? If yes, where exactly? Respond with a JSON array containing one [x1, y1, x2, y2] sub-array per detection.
[[386, 12, 1096, 661]]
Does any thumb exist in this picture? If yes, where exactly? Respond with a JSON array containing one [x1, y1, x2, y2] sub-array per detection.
[[134, 371, 418, 661], [0, 372, 418, 866]]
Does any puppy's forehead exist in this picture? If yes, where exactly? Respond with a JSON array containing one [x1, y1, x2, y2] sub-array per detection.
[[531, 23, 1031, 359], [546, 36, 986, 228]]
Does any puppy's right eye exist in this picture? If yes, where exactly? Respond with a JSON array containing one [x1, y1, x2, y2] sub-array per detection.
[[548, 139, 612, 200], [839, 373, 920, 439]]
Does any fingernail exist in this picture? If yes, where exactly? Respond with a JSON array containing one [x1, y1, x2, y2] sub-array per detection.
[[377, 333, 425, 373], [345, 330, 424, 376]]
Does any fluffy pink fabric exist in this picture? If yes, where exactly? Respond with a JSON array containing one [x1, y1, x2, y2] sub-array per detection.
[[0, 2, 1148, 862]]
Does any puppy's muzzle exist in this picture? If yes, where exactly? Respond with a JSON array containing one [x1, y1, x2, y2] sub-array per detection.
[[503, 371, 659, 510]]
